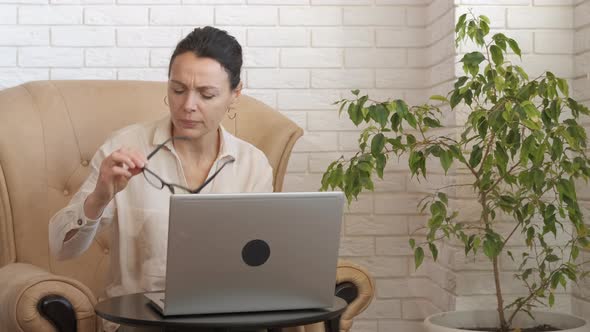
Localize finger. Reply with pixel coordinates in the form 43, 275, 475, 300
129, 148, 148, 165
111, 165, 133, 178
129, 167, 143, 176
127, 150, 147, 169
111, 151, 136, 169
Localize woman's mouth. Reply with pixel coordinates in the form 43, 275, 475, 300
178, 119, 200, 128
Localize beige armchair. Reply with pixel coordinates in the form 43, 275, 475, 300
0, 80, 375, 332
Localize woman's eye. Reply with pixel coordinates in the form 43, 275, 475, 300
203, 95, 214, 100
173, 89, 184, 94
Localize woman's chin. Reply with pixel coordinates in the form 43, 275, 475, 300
173, 126, 201, 139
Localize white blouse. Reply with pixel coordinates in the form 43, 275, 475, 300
48, 115, 274, 303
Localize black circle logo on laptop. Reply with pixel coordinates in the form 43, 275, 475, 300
242, 239, 270, 267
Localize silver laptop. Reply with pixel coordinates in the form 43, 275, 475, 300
145, 191, 344, 316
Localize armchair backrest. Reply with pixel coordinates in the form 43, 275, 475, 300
0, 80, 302, 296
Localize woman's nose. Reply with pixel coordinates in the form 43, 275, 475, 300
183, 92, 198, 113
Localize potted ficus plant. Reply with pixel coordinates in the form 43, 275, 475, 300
321, 13, 590, 332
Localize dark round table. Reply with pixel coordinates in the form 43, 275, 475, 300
95, 292, 347, 332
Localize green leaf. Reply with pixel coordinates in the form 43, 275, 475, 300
430, 201, 447, 220
409, 151, 426, 177
351, 89, 360, 96
430, 95, 448, 103
549, 293, 555, 307
371, 104, 389, 128
522, 101, 541, 122
456, 13, 467, 33
437, 192, 448, 205
414, 247, 425, 269
508, 38, 522, 57
461, 52, 485, 67
522, 119, 542, 131
362, 105, 371, 120
429, 243, 439, 261
390, 113, 401, 132
450, 90, 462, 108
557, 178, 577, 201
405, 112, 417, 129
557, 78, 569, 97
480, 20, 490, 36
409, 238, 416, 249
469, 144, 483, 168
514, 65, 528, 80
551, 137, 564, 161
357, 161, 372, 173
348, 102, 363, 126
395, 99, 409, 117
490, 45, 504, 66
494, 75, 505, 91
375, 153, 386, 179
454, 76, 469, 89
483, 238, 499, 258
424, 117, 442, 128
338, 101, 347, 115
546, 254, 559, 263
572, 245, 580, 260
521, 101, 542, 131
493, 33, 507, 50
551, 272, 561, 289
440, 149, 453, 174
371, 133, 386, 157
479, 15, 490, 25
520, 135, 536, 165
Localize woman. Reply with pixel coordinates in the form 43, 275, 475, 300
48, 27, 274, 331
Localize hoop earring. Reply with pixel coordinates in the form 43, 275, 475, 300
227, 106, 237, 120
163, 96, 169, 106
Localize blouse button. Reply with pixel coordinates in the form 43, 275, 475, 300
81, 160, 89, 167
77, 219, 83, 226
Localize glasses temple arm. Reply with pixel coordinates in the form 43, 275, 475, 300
191, 159, 234, 194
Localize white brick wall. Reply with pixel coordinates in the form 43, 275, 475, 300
0, 1, 586, 331
573, 0, 590, 319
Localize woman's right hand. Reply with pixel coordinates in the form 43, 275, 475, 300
85, 147, 148, 219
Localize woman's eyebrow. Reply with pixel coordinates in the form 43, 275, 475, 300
169, 79, 186, 87
169, 80, 219, 91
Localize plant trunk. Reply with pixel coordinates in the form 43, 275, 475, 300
481, 190, 509, 331
493, 255, 508, 331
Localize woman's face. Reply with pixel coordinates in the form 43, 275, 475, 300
167, 52, 241, 139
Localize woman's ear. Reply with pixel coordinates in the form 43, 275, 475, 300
231, 81, 243, 102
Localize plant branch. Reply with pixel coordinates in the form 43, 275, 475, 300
478, 132, 496, 175
501, 222, 521, 249
507, 278, 551, 326
484, 162, 521, 195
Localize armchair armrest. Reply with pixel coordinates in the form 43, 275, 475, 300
334, 260, 375, 332
0, 263, 97, 332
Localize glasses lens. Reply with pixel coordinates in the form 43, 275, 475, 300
143, 169, 164, 189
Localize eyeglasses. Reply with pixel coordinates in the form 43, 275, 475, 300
142, 136, 235, 194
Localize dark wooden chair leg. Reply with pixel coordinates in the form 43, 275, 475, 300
37, 295, 77, 332
324, 316, 340, 332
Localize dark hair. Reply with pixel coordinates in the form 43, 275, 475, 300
168, 26, 242, 90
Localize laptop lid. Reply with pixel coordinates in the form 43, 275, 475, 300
162, 192, 344, 316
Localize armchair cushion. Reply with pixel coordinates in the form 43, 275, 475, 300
0, 263, 97, 332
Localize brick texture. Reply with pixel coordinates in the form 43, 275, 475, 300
0, 1, 586, 331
